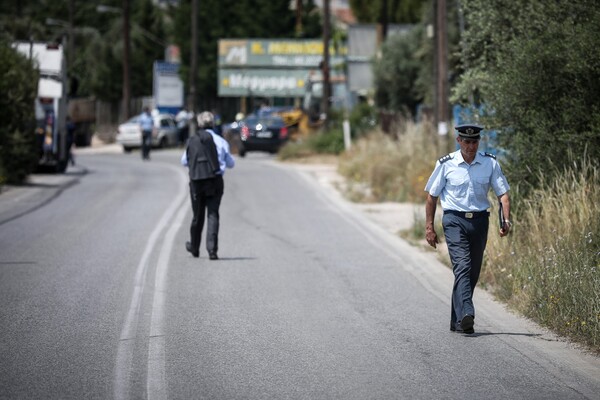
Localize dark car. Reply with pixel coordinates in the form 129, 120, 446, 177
237, 115, 290, 157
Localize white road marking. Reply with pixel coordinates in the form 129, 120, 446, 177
147, 195, 188, 400
114, 164, 188, 400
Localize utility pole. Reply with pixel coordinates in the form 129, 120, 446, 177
321, 0, 331, 129
435, 0, 449, 146
295, 0, 303, 37
378, 0, 389, 44
188, 0, 198, 133
122, 0, 131, 120
188, 0, 198, 114
68, 0, 74, 94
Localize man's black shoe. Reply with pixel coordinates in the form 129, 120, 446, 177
209, 253, 218, 260
451, 323, 475, 334
186, 241, 199, 258
460, 315, 475, 333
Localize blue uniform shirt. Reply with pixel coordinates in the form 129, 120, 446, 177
424, 150, 509, 212
139, 112, 154, 132
181, 129, 235, 175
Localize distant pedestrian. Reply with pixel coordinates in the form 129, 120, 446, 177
66, 116, 76, 166
139, 107, 154, 160
181, 111, 235, 260
424, 124, 511, 334
176, 107, 191, 146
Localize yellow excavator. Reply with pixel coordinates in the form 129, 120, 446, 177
275, 71, 346, 139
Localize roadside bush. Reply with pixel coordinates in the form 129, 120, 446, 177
338, 121, 436, 202
309, 128, 345, 154
278, 128, 345, 160
349, 102, 378, 138
484, 157, 600, 351
0, 40, 38, 185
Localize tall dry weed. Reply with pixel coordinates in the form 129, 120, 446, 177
485, 158, 600, 351
338, 121, 440, 202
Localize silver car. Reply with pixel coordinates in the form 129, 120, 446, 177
116, 113, 178, 153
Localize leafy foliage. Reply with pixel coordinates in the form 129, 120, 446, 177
452, 0, 600, 191
1, 0, 168, 101
173, 0, 322, 110
371, 0, 462, 116
350, 0, 429, 23
0, 39, 39, 184
372, 28, 423, 115
349, 102, 378, 137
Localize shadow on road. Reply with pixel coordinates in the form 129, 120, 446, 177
466, 332, 542, 338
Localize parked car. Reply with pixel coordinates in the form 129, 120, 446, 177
116, 113, 178, 153
236, 114, 290, 157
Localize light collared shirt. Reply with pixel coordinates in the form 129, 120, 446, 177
139, 112, 154, 132
181, 129, 235, 175
424, 150, 509, 212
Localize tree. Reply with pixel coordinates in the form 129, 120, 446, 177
350, 0, 428, 23
373, 28, 423, 116
452, 0, 600, 188
1, 0, 170, 103
371, 0, 461, 118
130, 0, 167, 97
173, 0, 321, 110
0, 39, 39, 184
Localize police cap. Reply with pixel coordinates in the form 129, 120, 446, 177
455, 124, 483, 139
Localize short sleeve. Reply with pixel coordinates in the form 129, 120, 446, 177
490, 161, 510, 196
424, 162, 445, 196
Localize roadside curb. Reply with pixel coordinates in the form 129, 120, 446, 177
0, 164, 87, 226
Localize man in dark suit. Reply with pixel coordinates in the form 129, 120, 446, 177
181, 111, 235, 260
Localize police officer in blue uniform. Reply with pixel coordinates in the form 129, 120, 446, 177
424, 124, 511, 334
139, 107, 154, 160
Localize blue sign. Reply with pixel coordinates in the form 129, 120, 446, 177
153, 61, 184, 114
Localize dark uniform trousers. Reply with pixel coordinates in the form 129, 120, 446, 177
141, 130, 152, 159
442, 212, 489, 329
189, 175, 224, 255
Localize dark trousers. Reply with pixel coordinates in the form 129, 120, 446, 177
178, 127, 188, 146
442, 213, 489, 329
141, 130, 152, 159
189, 176, 224, 255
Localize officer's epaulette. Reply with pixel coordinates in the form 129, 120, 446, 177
438, 154, 453, 164
483, 152, 496, 159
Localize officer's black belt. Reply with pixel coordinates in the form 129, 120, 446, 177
444, 210, 490, 219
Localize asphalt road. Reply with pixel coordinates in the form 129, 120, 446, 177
0, 148, 599, 400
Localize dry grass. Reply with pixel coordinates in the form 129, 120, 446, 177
485, 159, 600, 351
338, 121, 442, 203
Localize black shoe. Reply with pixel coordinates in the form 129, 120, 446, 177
451, 323, 475, 334
460, 315, 475, 334
185, 241, 199, 258
209, 252, 218, 260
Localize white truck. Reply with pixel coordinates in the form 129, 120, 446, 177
13, 41, 69, 172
